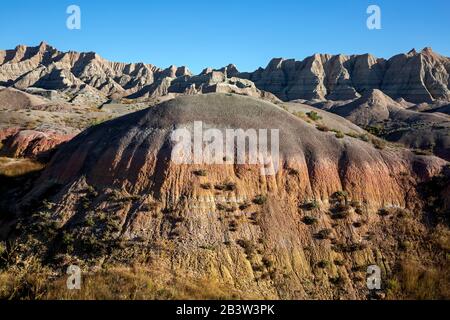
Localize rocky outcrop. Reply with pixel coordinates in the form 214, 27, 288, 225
17, 94, 447, 299
240, 48, 450, 103
1, 43, 449, 105
0, 42, 192, 105
318, 89, 450, 161
381, 48, 450, 103
0, 127, 74, 160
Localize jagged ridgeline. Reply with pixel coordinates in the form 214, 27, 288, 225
1, 43, 449, 105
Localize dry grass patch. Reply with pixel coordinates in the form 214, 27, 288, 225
0, 264, 243, 300
0, 157, 44, 177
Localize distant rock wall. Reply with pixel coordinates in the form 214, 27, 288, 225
1, 43, 449, 104
240, 48, 450, 103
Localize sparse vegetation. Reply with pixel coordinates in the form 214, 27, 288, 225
193, 170, 208, 177
0, 263, 242, 300
200, 183, 212, 190
316, 124, 330, 132
214, 182, 236, 191
372, 138, 386, 150
332, 191, 348, 202
378, 208, 390, 216
334, 259, 345, 267
292, 111, 307, 121
239, 202, 252, 210
345, 132, 359, 139
306, 111, 322, 121
365, 125, 385, 136
386, 260, 449, 300
330, 275, 344, 286
413, 149, 433, 156
237, 239, 256, 258
253, 195, 267, 205
216, 203, 227, 211
315, 229, 332, 240
334, 131, 345, 139
0, 157, 44, 177
358, 134, 370, 142
301, 200, 320, 210
317, 260, 330, 269
333, 242, 368, 253
302, 216, 318, 225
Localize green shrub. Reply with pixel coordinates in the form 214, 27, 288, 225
253, 195, 267, 205
332, 191, 348, 202
365, 125, 385, 136
378, 208, 390, 216
330, 275, 344, 286
413, 149, 433, 156
345, 132, 359, 138
334, 259, 345, 266
62, 232, 75, 252
200, 183, 212, 190
225, 182, 237, 191
85, 216, 96, 227
302, 200, 320, 210
237, 239, 256, 257
359, 134, 370, 142
332, 210, 350, 220
302, 216, 318, 225
316, 124, 330, 132
216, 203, 227, 211
315, 229, 332, 240
262, 257, 274, 268
0, 242, 6, 256
193, 170, 208, 177
239, 202, 251, 210
335, 131, 345, 139
317, 260, 330, 269
372, 138, 386, 150
307, 111, 322, 121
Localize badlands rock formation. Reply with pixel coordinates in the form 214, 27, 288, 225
240, 48, 450, 103
1, 43, 449, 104
0, 42, 277, 105
9, 94, 447, 299
0, 87, 112, 159
305, 89, 450, 161
0, 43, 449, 300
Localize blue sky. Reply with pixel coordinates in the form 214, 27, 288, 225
0, 0, 449, 73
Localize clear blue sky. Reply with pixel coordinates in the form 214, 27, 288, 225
0, 0, 449, 73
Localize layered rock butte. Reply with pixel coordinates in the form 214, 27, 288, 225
1, 43, 449, 104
